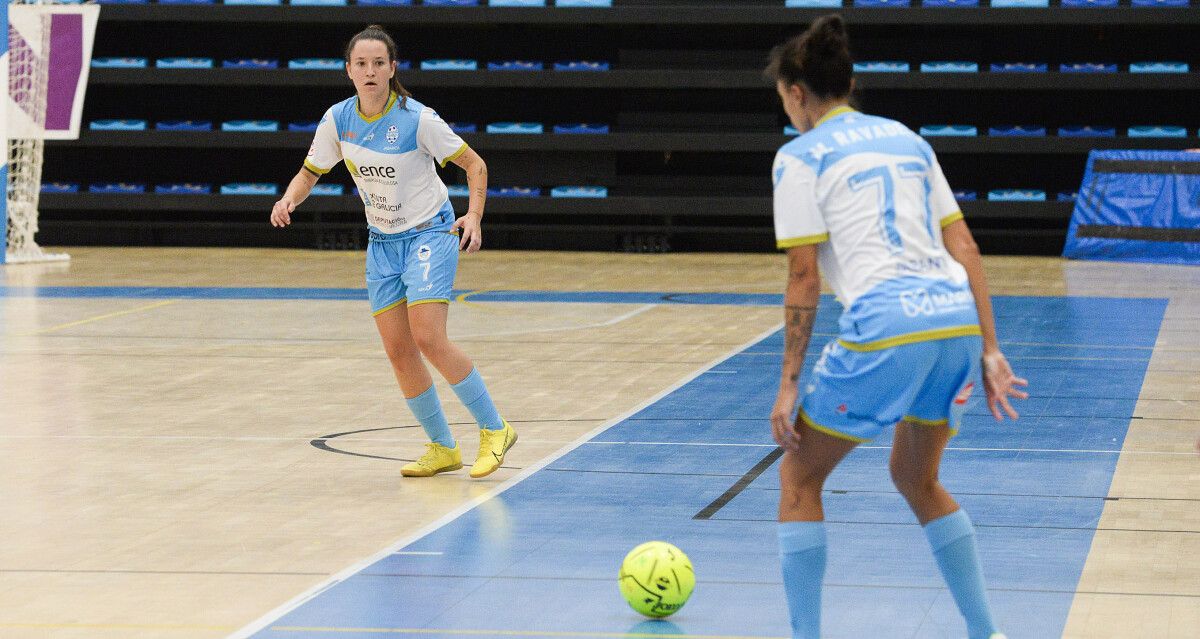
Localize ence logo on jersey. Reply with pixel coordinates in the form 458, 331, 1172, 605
356, 165, 397, 179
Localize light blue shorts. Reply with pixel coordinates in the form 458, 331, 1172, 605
798, 335, 983, 442
366, 210, 460, 315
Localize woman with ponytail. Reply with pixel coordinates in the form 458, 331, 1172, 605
765, 15, 1024, 639
270, 25, 516, 480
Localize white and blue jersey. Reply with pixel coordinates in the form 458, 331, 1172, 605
773, 106, 980, 350
774, 107, 982, 440
305, 92, 467, 235
304, 93, 468, 314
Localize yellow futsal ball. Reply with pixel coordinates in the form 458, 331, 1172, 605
618, 541, 695, 618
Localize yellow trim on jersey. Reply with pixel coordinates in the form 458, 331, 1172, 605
939, 211, 965, 228
440, 142, 469, 168
345, 157, 360, 178
905, 415, 959, 437
356, 91, 398, 123
372, 298, 407, 316
837, 325, 982, 352
903, 415, 950, 428
797, 408, 871, 443
815, 105, 857, 128
776, 232, 830, 249
408, 298, 450, 307
303, 159, 332, 176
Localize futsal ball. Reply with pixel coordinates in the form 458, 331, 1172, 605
618, 541, 695, 618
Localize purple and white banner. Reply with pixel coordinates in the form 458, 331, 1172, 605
6, 4, 98, 140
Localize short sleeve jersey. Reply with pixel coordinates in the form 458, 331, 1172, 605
772, 107, 979, 347
305, 93, 467, 234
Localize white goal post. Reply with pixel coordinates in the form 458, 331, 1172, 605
3, 1, 98, 265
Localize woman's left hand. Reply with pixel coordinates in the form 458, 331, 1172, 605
770, 385, 802, 453
452, 212, 482, 253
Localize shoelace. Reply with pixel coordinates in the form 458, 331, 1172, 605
477, 429, 495, 456
418, 443, 442, 467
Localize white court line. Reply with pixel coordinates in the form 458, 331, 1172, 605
390, 551, 444, 556
3, 435, 1191, 456
225, 322, 787, 639
0, 433, 591, 445
451, 303, 657, 340
586, 441, 1196, 456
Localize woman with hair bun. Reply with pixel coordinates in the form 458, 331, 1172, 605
765, 14, 1025, 639
271, 25, 515, 480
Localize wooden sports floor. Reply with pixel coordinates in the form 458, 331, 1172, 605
1, 247, 1197, 639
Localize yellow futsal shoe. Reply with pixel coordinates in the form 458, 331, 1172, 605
469, 421, 517, 478
401, 442, 463, 477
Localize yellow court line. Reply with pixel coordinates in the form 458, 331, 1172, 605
453, 288, 515, 315
272, 627, 785, 639
32, 299, 179, 335
0, 622, 233, 631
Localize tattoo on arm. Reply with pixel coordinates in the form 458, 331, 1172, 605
473, 164, 487, 201
783, 305, 818, 381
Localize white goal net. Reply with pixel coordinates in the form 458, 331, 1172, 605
5, 0, 62, 264
4, 1, 97, 265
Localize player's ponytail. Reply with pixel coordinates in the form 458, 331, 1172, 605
345, 24, 413, 110
765, 14, 853, 100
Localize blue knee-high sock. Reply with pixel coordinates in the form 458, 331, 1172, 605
924, 510, 998, 639
450, 368, 504, 430
405, 384, 455, 448
778, 522, 826, 639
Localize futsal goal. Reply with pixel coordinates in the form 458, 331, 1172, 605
3, 0, 98, 265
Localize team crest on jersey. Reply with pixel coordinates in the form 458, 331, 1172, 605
386, 125, 399, 144
417, 245, 432, 261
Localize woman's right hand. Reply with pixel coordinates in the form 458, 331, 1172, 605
270, 197, 295, 227
982, 350, 1029, 421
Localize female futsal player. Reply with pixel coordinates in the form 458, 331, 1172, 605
765, 15, 1028, 639
270, 25, 515, 479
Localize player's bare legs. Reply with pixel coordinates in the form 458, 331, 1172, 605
408, 300, 513, 478
375, 304, 434, 396
778, 425, 859, 522
890, 421, 958, 524
776, 424, 858, 639
892, 420, 1000, 639
406, 302, 474, 384
376, 303, 461, 476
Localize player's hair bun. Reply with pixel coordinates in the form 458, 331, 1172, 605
765, 13, 853, 100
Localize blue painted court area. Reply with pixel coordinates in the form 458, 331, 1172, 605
219, 294, 1165, 639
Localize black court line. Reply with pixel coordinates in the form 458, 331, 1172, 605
693, 447, 784, 520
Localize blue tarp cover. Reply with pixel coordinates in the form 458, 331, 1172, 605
1063, 149, 1200, 264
